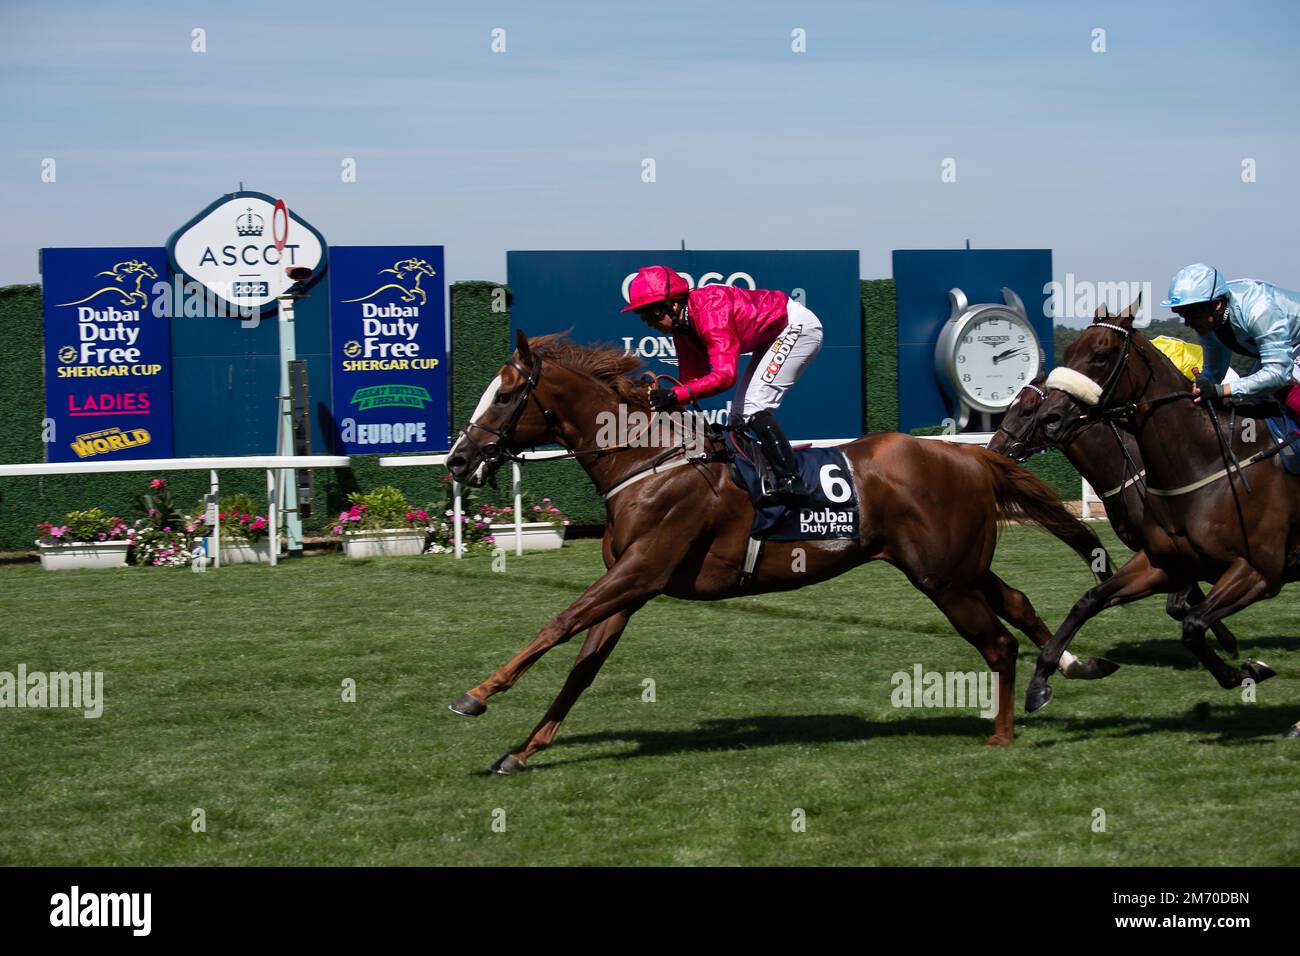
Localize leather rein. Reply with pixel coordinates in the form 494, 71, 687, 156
453, 354, 716, 498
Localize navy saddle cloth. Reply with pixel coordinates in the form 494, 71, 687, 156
725, 431, 860, 541
1265, 410, 1300, 477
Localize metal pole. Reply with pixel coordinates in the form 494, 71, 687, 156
513, 461, 523, 556
210, 469, 221, 568
453, 480, 463, 559
276, 294, 303, 554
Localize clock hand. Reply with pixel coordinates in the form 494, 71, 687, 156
992, 347, 1025, 365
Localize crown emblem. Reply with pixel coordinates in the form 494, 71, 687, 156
235, 207, 264, 237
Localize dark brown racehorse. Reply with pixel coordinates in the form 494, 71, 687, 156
1021, 310, 1292, 734
988, 302, 1239, 657
443, 332, 1117, 772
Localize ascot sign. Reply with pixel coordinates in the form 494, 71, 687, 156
167, 190, 327, 315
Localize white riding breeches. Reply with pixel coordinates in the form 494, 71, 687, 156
736, 298, 824, 420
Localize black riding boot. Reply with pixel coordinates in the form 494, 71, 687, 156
748, 410, 810, 503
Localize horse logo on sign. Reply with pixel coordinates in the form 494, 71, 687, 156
342, 258, 438, 307
56, 260, 158, 309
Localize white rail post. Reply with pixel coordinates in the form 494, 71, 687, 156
267, 468, 278, 568
512, 461, 523, 556
453, 480, 463, 559
210, 469, 221, 569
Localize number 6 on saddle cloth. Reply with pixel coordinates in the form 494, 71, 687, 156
723, 423, 860, 543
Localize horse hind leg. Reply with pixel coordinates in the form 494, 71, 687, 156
980, 572, 1119, 681
930, 587, 1019, 746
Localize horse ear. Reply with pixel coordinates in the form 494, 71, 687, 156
1117, 291, 1142, 321
1093, 302, 1111, 320
515, 328, 531, 363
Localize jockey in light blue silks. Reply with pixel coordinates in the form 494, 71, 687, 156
1162, 263, 1300, 414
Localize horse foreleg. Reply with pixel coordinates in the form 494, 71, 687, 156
1025, 550, 1175, 714
489, 609, 637, 774
1178, 560, 1275, 690
1167, 582, 1240, 659
448, 543, 674, 717
980, 572, 1118, 680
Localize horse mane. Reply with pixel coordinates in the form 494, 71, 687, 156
528, 333, 651, 409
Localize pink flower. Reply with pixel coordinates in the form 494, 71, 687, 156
542, 498, 551, 503
150, 478, 166, 489
98, 533, 106, 541
349, 513, 361, 522
332, 524, 343, 534
186, 524, 196, 533
533, 505, 542, 512
163, 526, 171, 533
51, 526, 66, 539
338, 511, 349, 521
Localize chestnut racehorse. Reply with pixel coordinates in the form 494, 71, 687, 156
445, 332, 1116, 772
988, 302, 1239, 657
1022, 310, 1291, 734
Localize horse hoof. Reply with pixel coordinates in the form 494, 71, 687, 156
489, 753, 527, 774
1283, 723, 1300, 739
1242, 660, 1277, 684
984, 735, 1014, 747
448, 693, 487, 717
1092, 657, 1120, 678
1025, 683, 1052, 714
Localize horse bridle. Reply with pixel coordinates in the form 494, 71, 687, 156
456, 355, 558, 472
992, 382, 1048, 461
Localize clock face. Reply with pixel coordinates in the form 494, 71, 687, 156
951, 308, 1041, 412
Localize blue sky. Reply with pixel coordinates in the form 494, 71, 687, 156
1, 0, 1296, 324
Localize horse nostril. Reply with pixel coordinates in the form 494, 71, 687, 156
447, 454, 466, 472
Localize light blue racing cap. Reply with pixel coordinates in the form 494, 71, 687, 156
1161, 263, 1228, 308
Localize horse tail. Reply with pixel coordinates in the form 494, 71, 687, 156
979, 448, 1114, 581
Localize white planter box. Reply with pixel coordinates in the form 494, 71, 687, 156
342, 528, 427, 558
488, 521, 567, 551
37, 540, 131, 571
220, 538, 274, 565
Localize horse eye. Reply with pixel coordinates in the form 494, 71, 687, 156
1092, 350, 1115, 365
494, 391, 512, 405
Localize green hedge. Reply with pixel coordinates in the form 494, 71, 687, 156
0, 279, 1084, 551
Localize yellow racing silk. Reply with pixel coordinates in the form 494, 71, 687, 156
1150, 336, 1204, 381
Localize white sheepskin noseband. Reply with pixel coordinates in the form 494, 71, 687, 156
1045, 367, 1103, 406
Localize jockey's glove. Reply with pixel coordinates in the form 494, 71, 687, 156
1194, 374, 1229, 408
648, 387, 678, 411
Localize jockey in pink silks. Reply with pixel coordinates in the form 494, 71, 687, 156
622, 265, 823, 501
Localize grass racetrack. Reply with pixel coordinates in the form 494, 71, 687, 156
2, 526, 1297, 866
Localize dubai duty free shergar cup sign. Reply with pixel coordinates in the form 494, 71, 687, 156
328, 245, 448, 454
167, 190, 327, 316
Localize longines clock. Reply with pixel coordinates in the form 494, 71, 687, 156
935, 286, 1042, 429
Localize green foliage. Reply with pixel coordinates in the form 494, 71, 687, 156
345, 485, 413, 530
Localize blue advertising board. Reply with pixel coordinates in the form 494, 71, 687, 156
40, 247, 174, 462
506, 251, 862, 441
892, 249, 1053, 432
328, 246, 449, 454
